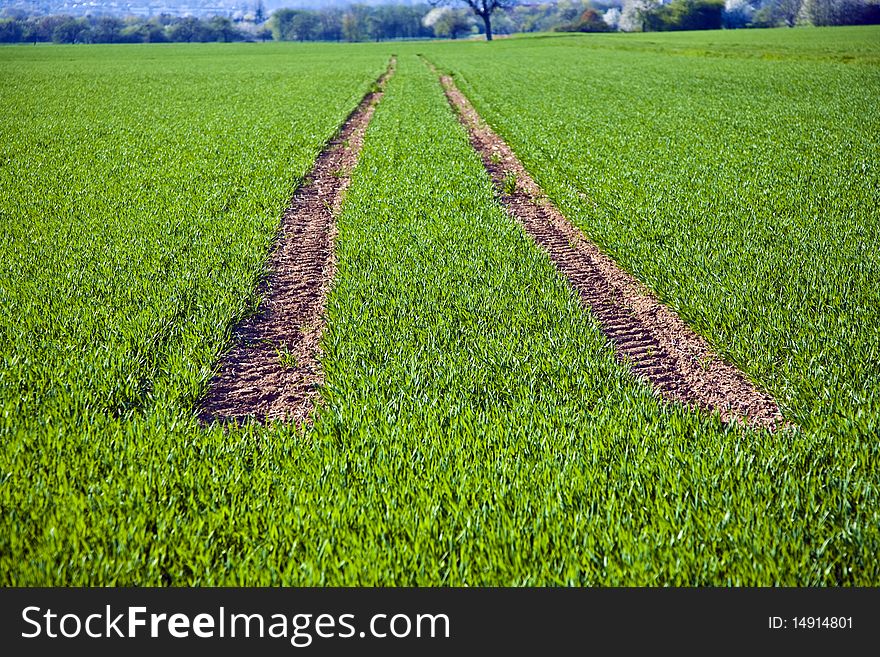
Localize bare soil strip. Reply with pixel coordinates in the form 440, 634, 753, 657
436, 70, 783, 430
198, 60, 395, 425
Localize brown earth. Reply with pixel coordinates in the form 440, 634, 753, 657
198, 60, 395, 425
436, 69, 783, 430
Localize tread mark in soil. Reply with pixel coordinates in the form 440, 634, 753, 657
197, 59, 396, 425
432, 63, 783, 430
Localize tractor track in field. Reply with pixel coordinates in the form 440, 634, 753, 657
198, 58, 395, 425
434, 65, 783, 430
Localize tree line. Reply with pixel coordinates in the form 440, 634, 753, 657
0, 3, 601, 44
560, 0, 879, 32
1, 0, 877, 44
0, 14, 267, 44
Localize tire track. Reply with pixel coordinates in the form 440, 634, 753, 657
198, 59, 395, 425
432, 63, 783, 430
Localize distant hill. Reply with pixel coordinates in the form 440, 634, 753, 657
0, 0, 428, 20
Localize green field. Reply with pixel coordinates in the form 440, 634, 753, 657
1, 27, 879, 585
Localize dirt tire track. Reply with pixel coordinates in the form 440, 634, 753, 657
198, 59, 395, 425
435, 67, 783, 430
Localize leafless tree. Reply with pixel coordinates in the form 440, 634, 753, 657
433, 0, 516, 40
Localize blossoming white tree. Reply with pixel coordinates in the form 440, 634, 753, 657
619, 0, 660, 31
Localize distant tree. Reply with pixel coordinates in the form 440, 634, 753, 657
723, 0, 756, 27
656, 0, 725, 29
368, 5, 428, 39
255, 0, 267, 24
863, 0, 880, 22
318, 9, 344, 41
798, 0, 877, 24
52, 17, 89, 44
118, 23, 145, 43
515, 5, 545, 32
556, 7, 613, 30
120, 19, 168, 43
863, 0, 880, 23
19, 21, 39, 43
754, 0, 803, 25
750, 2, 776, 24
90, 16, 125, 43
0, 18, 23, 43
342, 5, 371, 41
294, 12, 322, 41
433, 0, 517, 40
207, 16, 244, 42
800, 0, 834, 23
603, 7, 623, 29
154, 13, 177, 27
26, 15, 65, 42
778, 0, 806, 24
554, 0, 591, 24
620, 0, 660, 30
397, 5, 436, 38
167, 17, 194, 42
423, 7, 474, 38
270, 9, 292, 40
370, 5, 394, 39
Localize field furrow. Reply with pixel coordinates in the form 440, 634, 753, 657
0, 43, 390, 425
199, 58, 396, 424
432, 63, 782, 429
